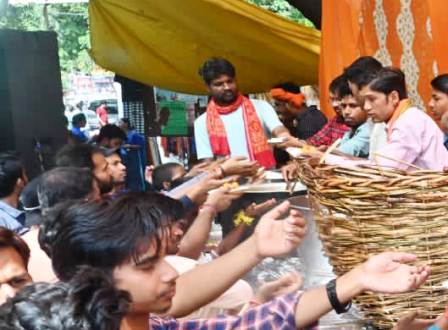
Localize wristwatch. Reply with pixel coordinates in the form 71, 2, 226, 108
326, 279, 352, 314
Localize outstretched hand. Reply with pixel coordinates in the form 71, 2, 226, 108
245, 199, 276, 218
359, 252, 430, 294
254, 201, 306, 258
221, 156, 260, 177
205, 186, 243, 213
281, 163, 298, 182
254, 272, 303, 304
393, 311, 435, 330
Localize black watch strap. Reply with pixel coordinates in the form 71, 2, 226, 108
326, 279, 352, 314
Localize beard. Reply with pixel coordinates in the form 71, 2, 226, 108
215, 90, 238, 105
97, 179, 114, 194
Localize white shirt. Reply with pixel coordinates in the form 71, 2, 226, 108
194, 99, 282, 159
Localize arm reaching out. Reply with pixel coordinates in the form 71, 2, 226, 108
294, 252, 431, 328
167, 201, 307, 317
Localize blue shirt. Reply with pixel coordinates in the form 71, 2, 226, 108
338, 121, 373, 158
194, 99, 282, 159
71, 127, 88, 143
0, 201, 27, 234
121, 130, 148, 191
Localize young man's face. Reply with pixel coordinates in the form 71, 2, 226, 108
166, 220, 188, 255
329, 92, 342, 116
109, 138, 123, 149
428, 89, 448, 120
340, 95, 367, 128
208, 74, 238, 105
106, 153, 127, 185
273, 99, 287, 113
359, 86, 397, 123
113, 238, 179, 314
92, 153, 113, 194
0, 247, 32, 305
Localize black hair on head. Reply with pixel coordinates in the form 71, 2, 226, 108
98, 125, 127, 142
367, 66, 408, 100
0, 266, 130, 330
55, 144, 100, 170
71, 113, 86, 126
198, 57, 236, 85
0, 152, 24, 198
344, 56, 383, 89
273, 82, 302, 94
329, 74, 348, 96
39, 192, 184, 281
336, 75, 353, 99
431, 74, 448, 94
152, 163, 184, 191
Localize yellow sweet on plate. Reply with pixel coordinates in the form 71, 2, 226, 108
301, 145, 317, 154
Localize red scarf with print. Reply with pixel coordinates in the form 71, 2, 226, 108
206, 94, 276, 169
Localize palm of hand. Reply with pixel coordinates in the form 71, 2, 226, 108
254, 216, 295, 258
362, 254, 416, 293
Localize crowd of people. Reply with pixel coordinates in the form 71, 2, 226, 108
0, 56, 447, 329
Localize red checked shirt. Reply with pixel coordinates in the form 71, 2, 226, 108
150, 292, 318, 329
307, 115, 350, 147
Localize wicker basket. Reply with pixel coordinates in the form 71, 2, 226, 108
296, 157, 448, 329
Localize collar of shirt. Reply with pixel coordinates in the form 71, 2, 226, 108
0, 200, 24, 219
350, 121, 372, 136
296, 105, 318, 120
335, 115, 345, 123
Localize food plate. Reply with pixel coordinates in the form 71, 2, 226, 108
232, 181, 307, 193
286, 147, 303, 158
264, 170, 284, 181
267, 137, 286, 145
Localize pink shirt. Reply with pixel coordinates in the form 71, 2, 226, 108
325, 107, 448, 171
96, 105, 108, 125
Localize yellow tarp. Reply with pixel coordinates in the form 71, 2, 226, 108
89, 0, 320, 95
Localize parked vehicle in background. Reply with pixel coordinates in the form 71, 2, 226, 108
82, 110, 100, 138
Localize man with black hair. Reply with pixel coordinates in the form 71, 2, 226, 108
22, 167, 100, 283
152, 163, 186, 192
336, 78, 371, 157
343, 56, 383, 96
271, 82, 327, 140
96, 124, 127, 149
103, 148, 128, 196
306, 75, 351, 147
194, 57, 293, 169
39, 193, 430, 329
0, 267, 130, 329
55, 144, 113, 194
70, 113, 88, 143
344, 56, 387, 155
0, 153, 28, 234
0, 227, 32, 304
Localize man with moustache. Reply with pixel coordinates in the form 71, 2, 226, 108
55, 144, 114, 195
194, 58, 294, 169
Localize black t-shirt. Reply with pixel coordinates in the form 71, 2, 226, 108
294, 105, 327, 140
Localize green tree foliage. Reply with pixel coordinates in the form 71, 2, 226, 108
0, 3, 91, 87
247, 0, 314, 27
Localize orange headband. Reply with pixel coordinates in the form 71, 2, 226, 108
270, 88, 305, 108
